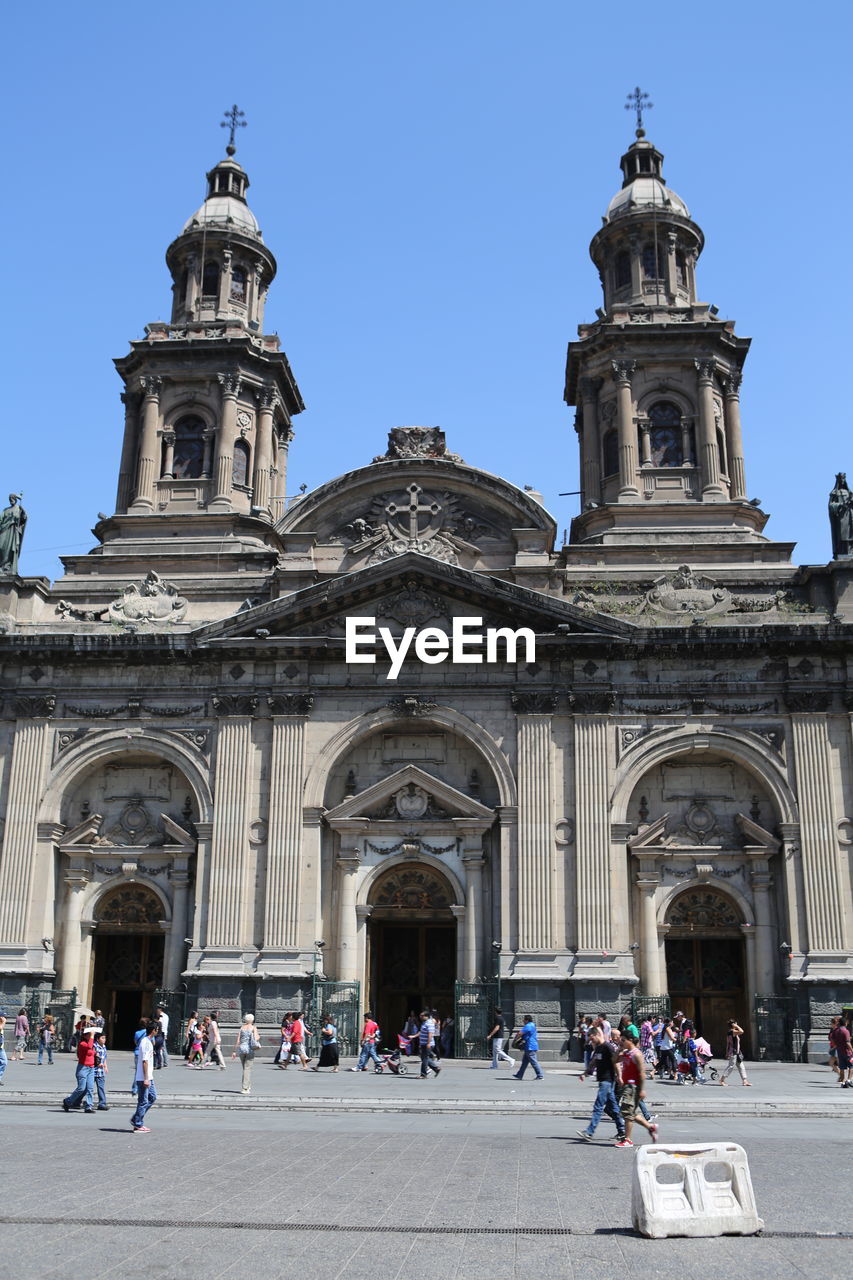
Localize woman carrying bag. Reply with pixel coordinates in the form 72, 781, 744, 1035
232, 1013, 262, 1095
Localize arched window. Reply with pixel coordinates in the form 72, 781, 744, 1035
614, 250, 631, 289
172, 415, 206, 479
230, 266, 247, 302
648, 401, 684, 467
232, 438, 251, 488
602, 428, 619, 477
642, 243, 666, 280
202, 260, 219, 297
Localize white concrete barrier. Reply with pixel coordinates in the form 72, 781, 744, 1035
632, 1142, 763, 1239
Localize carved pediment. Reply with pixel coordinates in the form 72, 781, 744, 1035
735, 812, 780, 852
326, 763, 494, 824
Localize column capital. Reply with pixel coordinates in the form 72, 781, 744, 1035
611, 359, 636, 386
138, 375, 163, 399
723, 371, 743, 397
217, 372, 242, 398
355, 903, 373, 922
63, 867, 91, 890
13, 695, 56, 719
161, 428, 176, 446
449, 904, 466, 920
277, 424, 295, 447
256, 384, 278, 411
267, 693, 314, 717
579, 375, 602, 401
495, 805, 518, 825
212, 693, 259, 717
511, 690, 558, 715
694, 357, 717, 384
336, 852, 362, 871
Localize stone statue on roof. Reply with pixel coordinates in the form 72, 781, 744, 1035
829, 473, 853, 559
0, 493, 27, 576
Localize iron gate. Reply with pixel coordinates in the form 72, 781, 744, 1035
24, 988, 77, 1052
622, 993, 672, 1024
454, 980, 499, 1058
754, 993, 809, 1061
308, 979, 360, 1058
152, 988, 191, 1054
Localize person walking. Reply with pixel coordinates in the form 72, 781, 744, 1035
417, 1010, 441, 1079
0, 1014, 7, 1086
13, 1009, 30, 1060
232, 1013, 261, 1094
617, 1031, 659, 1147
576, 1027, 627, 1144
155, 1006, 170, 1067
130, 1021, 158, 1132
62, 1027, 97, 1113
512, 1014, 544, 1081
312, 1015, 339, 1072
657, 1019, 677, 1080
289, 1012, 310, 1069
93, 1031, 110, 1110
831, 1015, 852, 1088
351, 1012, 382, 1072
276, 1013, 293, 1068
719, 1020, 751, 1086
37, 1014, 55, 1066
202, 1011, 226, 1070
486, 1008, 516, 1070
403, 1011, 419, 1055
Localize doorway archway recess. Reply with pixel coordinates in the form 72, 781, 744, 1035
92, 883, 166, 1047
664, 885, 749, 1054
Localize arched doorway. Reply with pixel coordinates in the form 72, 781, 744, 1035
367, 863, 457, 1042
664, 887, 748, 1055
91, 885, 165, 1047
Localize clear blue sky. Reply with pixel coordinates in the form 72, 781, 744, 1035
5, 3, 852, 579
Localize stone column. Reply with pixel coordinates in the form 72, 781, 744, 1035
59, 865, 91, 991
723, 372, 747, 500
0, 697, 55, 951
164, 864, 191, 989
790, 715, 847, 952
212, 374, 241, 508
252, 387, 276, 516
638, 418, 652, 466
495, 806, 517, 953
130, 375, 162, 511
220, 249, 233, 314
628, 235, 642, 298
749, 860, 776, 993
635, 863, 663, 993
450, 904, 466, 981
694, 359, 724, 497
185, 253, 199, 317
264, 695, 314, 949
336, 849, 362, 983
611, 360, 639, 498
462, 852, 485, 982
355, 903, 372, 992
513, 692, 557, 951
579, 377, 602, 506
115, 391, 139, 512
201, 427, 215, 480
665, 231, 678, 297
206, 695, 258, 949
271, 425, 294, 523
574, 715, 611, 951
161, 428, 176, 480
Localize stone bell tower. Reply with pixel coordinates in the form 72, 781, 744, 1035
563, 104, 790, 571
57, 114, 305, 607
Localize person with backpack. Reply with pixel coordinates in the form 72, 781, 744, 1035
512, 1013, 544, 1081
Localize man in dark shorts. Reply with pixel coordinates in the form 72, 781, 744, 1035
577, 1027, 626, 1144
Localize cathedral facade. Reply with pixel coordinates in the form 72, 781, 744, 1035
1, 125, 851, 1059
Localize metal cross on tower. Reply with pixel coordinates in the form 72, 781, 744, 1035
625, 86, 653, 134
221, 104, 247, 154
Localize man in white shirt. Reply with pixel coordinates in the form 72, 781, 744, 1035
130, 1021, 158, 1132
203, 1012, 226, 1070
156, 1006, 169, 1067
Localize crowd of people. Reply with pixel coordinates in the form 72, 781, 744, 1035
575, 1012, 752, 1086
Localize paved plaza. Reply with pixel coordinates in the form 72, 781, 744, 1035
1, 1055, 851, 1278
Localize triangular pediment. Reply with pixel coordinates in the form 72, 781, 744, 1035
325, 763, 494, 822
628, 814, 670, 849
192, 552, 636, 644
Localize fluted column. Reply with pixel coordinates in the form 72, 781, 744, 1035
462, 852, 485, 981
574, 715, 611, 951
160, 428, 176, 480
252, 387, 276, 516
0, 697, 55, 948
206, 695, 258, 948
271, 425, 294, 522
336, 850, 362, 983
611, 360, 639, 498
513, 693, 556, 950
723, 372, 747, 500
59, 866, 90, 990
579, 376, 602, 506
115, 391, 139, 512
750, 861, 776, 992
790, 715, 847, 952
264, 695, 314, 949
164, 866, 191, 988
130, 375, 162, 511
694, 359, 724, 497
495, 806, 517, 953
212, 374, 241, 508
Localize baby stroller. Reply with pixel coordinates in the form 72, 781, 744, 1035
694, 1036, 718, 1082
374, 1035, 411, 1075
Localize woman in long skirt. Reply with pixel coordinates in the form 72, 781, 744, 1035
312, 1015, 339, 1072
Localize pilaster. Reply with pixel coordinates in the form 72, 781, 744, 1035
512, 693, 557, 951
212, 373, 241, 509
205, 694, 258, 955
790, 715, 847, 959
130, 375, 162, 511
612, 360, 639, 498
0, 697, 55, 970
723, 372, 747, 501
574, 715, 611, 952
263, 694, 314, 950
694, 359, 724, 497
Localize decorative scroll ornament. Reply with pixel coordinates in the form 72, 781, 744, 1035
14, 695, 56, 719
108, 571, 188, 624
511, 690, 558, 715
374, 783, 449, 821
377, 581, 446, 628
387, 694, 438, 718
366, 837, 456, 856
267, 693, 315, 716
373, 426, 463, 464
785, 689, 831, 712
212, 693, 259, 717
643, 565, 731, 617
340, 483, 473, 566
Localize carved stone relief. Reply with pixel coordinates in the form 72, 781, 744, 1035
107, 571, 188, 624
